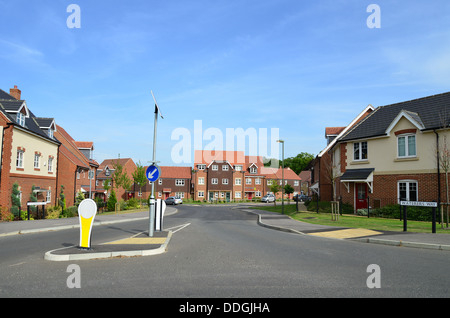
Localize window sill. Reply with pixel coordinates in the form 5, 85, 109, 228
394, 157, 419, 162
350, 160, 370, 165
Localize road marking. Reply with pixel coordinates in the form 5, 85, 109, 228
308, 228, 382, 239
9, 262, 26, 267
166, 223, 191, 233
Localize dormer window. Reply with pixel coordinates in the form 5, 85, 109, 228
250, 166, 257, 174
105, 167, 110, 176
48, 129, 53, 139
16, 112, 25, 126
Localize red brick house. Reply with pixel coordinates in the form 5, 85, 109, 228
192, 150, 301, 201
134, 166, 192, 201
310, 104, 374, 202
54, 124, 99, 207
96, 158, 136, 201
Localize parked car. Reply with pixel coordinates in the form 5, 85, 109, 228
261, 194, 275, 203
293, 194, 311, 202
165, 196, 183, 205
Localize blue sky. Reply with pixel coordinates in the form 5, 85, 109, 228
1, 0, 450, 167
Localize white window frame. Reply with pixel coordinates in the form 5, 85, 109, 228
294, 180, 299, 186
235, 165, 242, 171
212, 164, 218, 171
222, 165, 229, 171
198, 191, 204, 198
255, 178, 261, 185
250, 166, 257, 174
397, 134, 417, 158
235, 191, 241, 198
16, 150, 24, 168
353, 141, 368, 161
175, 179, 185, 186
197, 164, 206, 170
211, 178, 218, 184
158, 179, 163, 185
398, 180, 418, 202
46, 189, 51, 203
198, 177, 205, 185
48, 157, 53, 172
222, 178, 228, 185
246, 178, 252, 185
34, 153, 40, 169
16, 112, 25, 126
235, 178, 241, 185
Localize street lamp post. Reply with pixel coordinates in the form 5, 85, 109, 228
277, 140, 284, 214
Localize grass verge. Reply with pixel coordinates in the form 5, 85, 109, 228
251, 203, 450, 234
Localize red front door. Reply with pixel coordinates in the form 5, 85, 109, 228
355, 183, 368, 210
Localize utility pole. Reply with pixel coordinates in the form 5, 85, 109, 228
149, 91, 163, 237
277, 140, 285, 214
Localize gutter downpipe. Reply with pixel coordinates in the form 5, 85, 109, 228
434, 130, 441, 222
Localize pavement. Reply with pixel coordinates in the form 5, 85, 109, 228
241, 206, 450, 252
2, 203, 450, 262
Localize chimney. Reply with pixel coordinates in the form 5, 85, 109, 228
9, 85, 21, 100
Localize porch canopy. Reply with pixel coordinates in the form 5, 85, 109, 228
340, 168, 374, 192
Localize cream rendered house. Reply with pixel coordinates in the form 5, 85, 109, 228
331, 92, 450, 212
0, 86, 60, 211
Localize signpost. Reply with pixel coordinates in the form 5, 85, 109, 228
148, 90, 164, 237
400, 201, 437, 233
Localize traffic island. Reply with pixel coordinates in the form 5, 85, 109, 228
44, 231, 172, 261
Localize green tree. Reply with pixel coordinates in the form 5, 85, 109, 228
132, 162, 147, 205
269, 180, 280, 206
284, 184, 294, 202
29, 185, 37, 214
59, 185, 66, 212
112, 160, 132, 199
11, 182, 21, 218
107, 189, 117, 212
264, 152, 315, 174
75, 191, 85, 206
282, 152, 315, 174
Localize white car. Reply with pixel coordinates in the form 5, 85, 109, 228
261, 194, 275, 203
165, 196, 183, 205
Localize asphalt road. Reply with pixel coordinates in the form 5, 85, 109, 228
1, 204, 450, 300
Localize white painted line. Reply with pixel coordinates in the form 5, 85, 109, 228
166, 223, 191, 234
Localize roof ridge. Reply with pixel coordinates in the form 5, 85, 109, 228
378, 91, 450, 109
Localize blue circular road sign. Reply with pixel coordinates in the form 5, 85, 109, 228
146, 165, 161, 182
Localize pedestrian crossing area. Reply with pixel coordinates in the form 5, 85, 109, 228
307, 228, 382, 239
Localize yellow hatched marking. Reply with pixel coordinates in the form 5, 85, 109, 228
309, 228, 382, 239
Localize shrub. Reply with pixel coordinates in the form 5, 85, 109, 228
0, 207, 14, 222
107, 190, 117, 211
20, 210, 33, 221
127, 197, 139, 209
62, 206, 78, 218
46, 206, 62, 219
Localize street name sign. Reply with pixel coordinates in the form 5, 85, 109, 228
400, 201, 437, 208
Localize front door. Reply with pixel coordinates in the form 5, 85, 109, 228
355, 183, 368, 210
